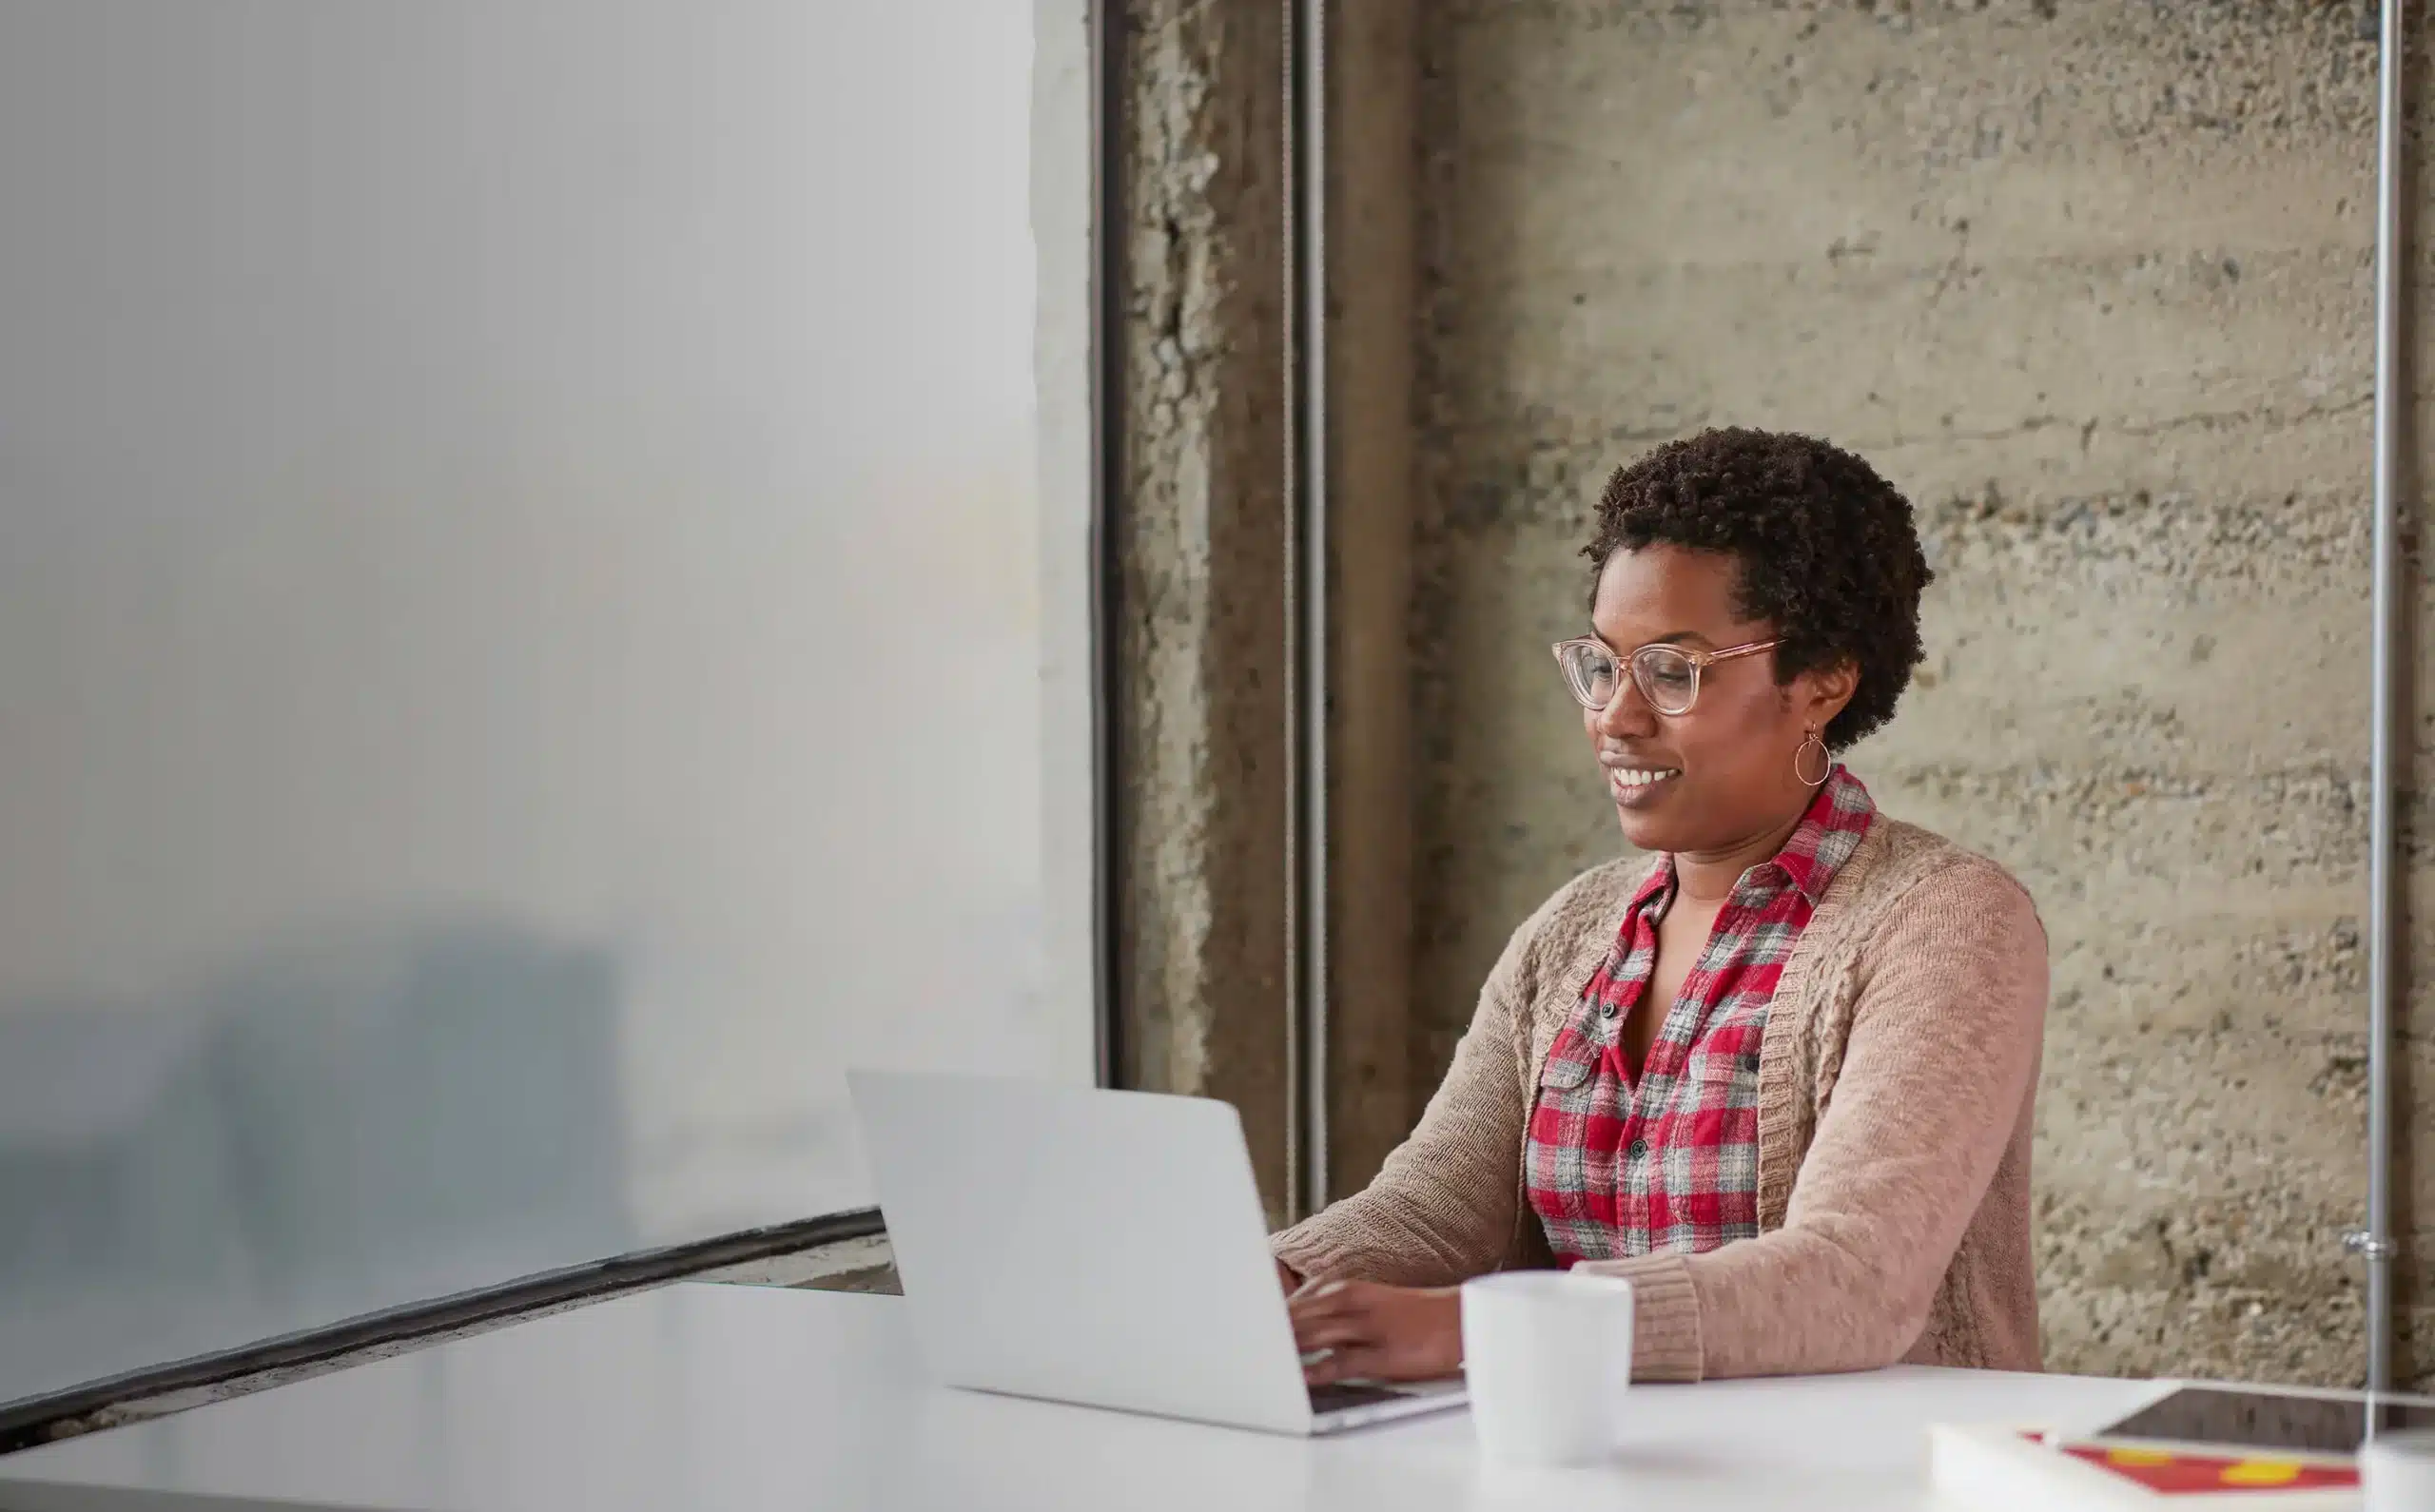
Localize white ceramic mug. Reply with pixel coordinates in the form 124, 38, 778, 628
1459, 1270, 1636, 1468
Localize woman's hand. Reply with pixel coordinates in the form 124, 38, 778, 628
1287, 1279, 1464, 1385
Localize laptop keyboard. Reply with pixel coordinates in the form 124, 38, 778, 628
1308, 1382, 1408, 1413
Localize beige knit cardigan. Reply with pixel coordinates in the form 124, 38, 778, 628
1272, 815, 2048, 1383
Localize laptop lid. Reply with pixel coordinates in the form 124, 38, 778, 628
847, 1070, 1315, 1435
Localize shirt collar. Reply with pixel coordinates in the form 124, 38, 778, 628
1634, 765, 1877, 910
1767, 765, 1876, 904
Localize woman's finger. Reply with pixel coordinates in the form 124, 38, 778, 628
1289, 1305, 1373, 1350
1288, 1299, 1363, 1337
1287, 1278, 1380, 1316
1285, 1277, 1354, 1310
1285, 1285, 1383, 1324
1294, 1316, 1382, 1351
1304, 1342, 1387, 1386
1286, 1284, 1363, 1329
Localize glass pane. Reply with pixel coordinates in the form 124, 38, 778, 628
0, 0, 1077, 1409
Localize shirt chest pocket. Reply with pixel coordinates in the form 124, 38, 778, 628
1539, 1052, 1595, 1092
1678, 1043, 1763, 1104
1534, 1020, 1602, 1095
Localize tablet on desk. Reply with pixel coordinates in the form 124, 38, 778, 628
2096, 1384, 2435, 1455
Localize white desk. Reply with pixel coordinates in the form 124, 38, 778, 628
0, 1284, 2167, 1511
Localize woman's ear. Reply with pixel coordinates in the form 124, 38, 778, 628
1800, 658, 1860, 731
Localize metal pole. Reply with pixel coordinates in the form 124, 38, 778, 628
2354, 0, 2406, 1396
1088, 0, 1126, 1092
1283, 0, 1330, 1220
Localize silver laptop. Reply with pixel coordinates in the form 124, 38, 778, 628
847, 1069, 1468, 1436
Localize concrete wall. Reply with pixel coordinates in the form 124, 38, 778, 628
1111, 0, 1430, 1216
1322, 0, 1425, 1204
1112, 0, 1295, 1212
1408, 0, 2393, 1386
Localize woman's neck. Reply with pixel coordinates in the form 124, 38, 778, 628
1673, 797, 1812, 905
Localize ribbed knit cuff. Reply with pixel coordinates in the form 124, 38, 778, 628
1577, 1253, 1704, 1383
1270, 1226, 1357, 1288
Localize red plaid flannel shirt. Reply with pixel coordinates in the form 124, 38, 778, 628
1525, 766, 1876, 1265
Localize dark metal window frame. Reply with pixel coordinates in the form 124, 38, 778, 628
1090, 0, 1124, 1095
0, 1209, 883, 1450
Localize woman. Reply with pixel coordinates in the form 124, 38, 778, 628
1276, 427, 2046, 1386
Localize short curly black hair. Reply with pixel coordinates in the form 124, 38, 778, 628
1585, 427, 1931, 751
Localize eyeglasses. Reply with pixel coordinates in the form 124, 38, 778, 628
1549, 636, 1781, 717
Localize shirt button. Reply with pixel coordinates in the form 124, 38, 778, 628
1627, 1138, 1648, 1160
1601, 1002, 1620, 1020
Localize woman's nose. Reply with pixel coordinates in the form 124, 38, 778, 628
1595, 676, 1656, 739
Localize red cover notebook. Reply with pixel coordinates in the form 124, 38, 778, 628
1930, 1424, 2361, 1509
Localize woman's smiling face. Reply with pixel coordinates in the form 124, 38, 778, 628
1583, 544, 1854, 857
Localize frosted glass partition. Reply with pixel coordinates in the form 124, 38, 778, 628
0, 0, 1081, 1411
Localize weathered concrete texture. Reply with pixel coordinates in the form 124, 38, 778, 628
1411, 0, 2393, 1385
1322, 0, 1424, 1201
1113, 0, 1295, 1217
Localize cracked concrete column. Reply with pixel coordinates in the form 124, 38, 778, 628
1321, 0, 1422, 1201
1111, 0, 1423, 1216
1112, 0, 1293, 1212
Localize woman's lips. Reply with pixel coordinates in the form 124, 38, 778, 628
1606, 763, 1682, 806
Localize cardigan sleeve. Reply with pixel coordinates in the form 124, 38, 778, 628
1268, 904, 1545, 1289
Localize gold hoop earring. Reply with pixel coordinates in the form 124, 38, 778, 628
1794, 731, 1831, 788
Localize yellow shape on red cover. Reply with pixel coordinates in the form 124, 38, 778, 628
2220, 1461, 2303, 1487
2060, 1442, 2358, 1495
2106, 1448, 2175, 1467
